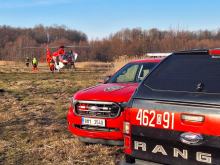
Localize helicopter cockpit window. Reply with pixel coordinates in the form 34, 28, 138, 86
62, 54, 68, 61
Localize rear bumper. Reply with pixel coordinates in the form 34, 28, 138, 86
126, 126, 220, 165
120, 159, 162, 165
67, 107, 124, 144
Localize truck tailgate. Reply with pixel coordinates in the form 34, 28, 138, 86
129, 99, 220, 165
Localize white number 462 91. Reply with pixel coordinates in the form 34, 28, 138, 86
136, 109, 174, 130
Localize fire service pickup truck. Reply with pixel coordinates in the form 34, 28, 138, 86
67, 58, 161, 145
124, 49, 220, 164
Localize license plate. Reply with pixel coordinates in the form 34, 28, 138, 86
82, 117, 105, 127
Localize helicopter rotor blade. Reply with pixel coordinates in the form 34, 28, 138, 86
22, 46, 45, 49
64, 45, 90, 48
22, 45, 91, 49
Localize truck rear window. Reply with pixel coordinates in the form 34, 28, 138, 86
144, 54, 220, 94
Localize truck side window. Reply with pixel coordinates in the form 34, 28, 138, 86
108, 62, 158, 83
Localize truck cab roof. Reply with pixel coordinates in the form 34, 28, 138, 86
130, 58, 162, 64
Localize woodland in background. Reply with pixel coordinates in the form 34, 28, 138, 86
1, 25, 220, 62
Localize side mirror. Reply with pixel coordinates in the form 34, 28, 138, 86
104, 75, 112, 83
98, 75, 112, 84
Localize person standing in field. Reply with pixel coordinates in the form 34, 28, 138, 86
25, 57, 30, 67
46, 47, 55, 72
32, 57, 38, 71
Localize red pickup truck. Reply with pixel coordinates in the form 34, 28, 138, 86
124, 49, 220, 164
67, 58, 161, 145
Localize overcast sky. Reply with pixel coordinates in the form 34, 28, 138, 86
0, 0, 220, 39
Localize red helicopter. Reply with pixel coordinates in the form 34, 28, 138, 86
23, 33, 89, 72
23, 45, 79, 72
46, 45, 78, 72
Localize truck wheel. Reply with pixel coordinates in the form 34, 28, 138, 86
125, 154, 135, 164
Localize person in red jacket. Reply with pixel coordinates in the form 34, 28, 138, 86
46, 47, 55, 72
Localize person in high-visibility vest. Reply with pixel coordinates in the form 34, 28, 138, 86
32, 57, 38, 71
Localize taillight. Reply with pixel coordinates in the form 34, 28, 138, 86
181, 114, 205, 123
124, 135, 132, 154
123, 108, 132, 155
124, 108, 131, 134
123, 122, 130, 134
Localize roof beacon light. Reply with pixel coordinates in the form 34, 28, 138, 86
209, 49, 220, 55
146, 53, 172, 57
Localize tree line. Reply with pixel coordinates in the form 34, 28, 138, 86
0, 25, 87, 61
0, 25, 220, 62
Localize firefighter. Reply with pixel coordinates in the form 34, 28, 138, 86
32, 57, 38, 71
70, 50, 78, 69
46, 47, 55, 72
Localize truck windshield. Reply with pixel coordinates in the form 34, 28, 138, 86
144, 54, 220, 93
108, 62, 157, 83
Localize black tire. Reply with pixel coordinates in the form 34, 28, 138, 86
125, 154, 135, 164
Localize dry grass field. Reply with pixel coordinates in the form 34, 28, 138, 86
0, 61, 125, 165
